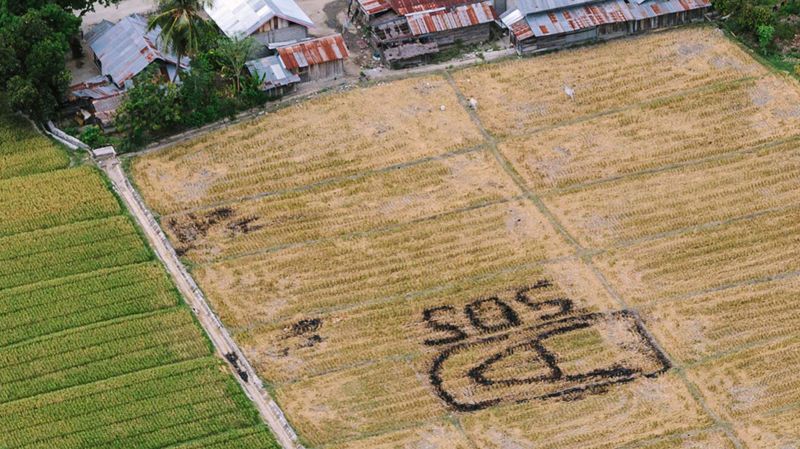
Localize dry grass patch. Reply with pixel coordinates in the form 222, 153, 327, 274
593, 206, 800, 305
459, 373, 710, 449
274, 360, 448, 446
686, 336, 800, 423
633, 431, 736, 448
164, 150, 519, 264
237, 259, 617, 383
644, 275, 800, 364
195, 199, 571, 328
452, 27, 764, 137
327, 421, 473, 449
735, 408, 800, 449
544, 140, 800, 249
131, 76, 483, 215
497, 75, 800, 193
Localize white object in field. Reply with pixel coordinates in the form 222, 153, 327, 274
563, 84, 575, 101
440, 105, 446, 111
469, 98, 478, 110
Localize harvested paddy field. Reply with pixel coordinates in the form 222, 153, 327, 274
132, 26, 800, 448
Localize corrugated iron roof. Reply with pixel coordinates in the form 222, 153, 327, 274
387, 0, 474, 15
88, 14, 188, 87
277, 34, 350, 70
245, 55, 301, 89
92, 93, 125, 125
406, 1, 497, 35
358, 0, 392, 15
204, 0, 313, 38
85, 20, 113, 46
509, 0, 709, 38
515, 0, 600, 14
69, 75, 124, 100
626, 0, 710, 19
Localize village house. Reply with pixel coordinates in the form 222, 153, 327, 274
86, 14, 189, 88
67, 75, 125, 127
245, 55, 301, 96
68, 14, 189, 127
204, 0, 315, 45
274, 34, 350, 82
353, 0, 499, 68
501, 0, 711, 54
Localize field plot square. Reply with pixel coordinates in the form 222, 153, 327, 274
164, 149, 520, 264
238, 259, 619, 383
498, 76, 800, 194
131, 75, 484, 215
0, 113, 68, 180
644, 275, 800, 364
195, 199, 572, 328
459, 372, 711, 449
634, 431, 737, 449
0, 167, 121, 237
685, 336, 800, 425
736, 408, 800, 449
593, 206, 800, 305
327, 421, 474, 449
543, 139, 800, 249
274, 360, 449, 446
452, 27, 765, 137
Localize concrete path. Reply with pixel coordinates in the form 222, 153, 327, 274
98, 156, 303, 449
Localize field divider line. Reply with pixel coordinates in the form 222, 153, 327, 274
614, 425, 729, 449
158, 143, 490, 219
488, 73, 765, 146
443, 72, 748, 449
229, 254, 579, 336
762, 401, 800, 417
682, 334, 793, 370
198, 195, 525, 267
584, 200, 800, 257
539, 133, 800, 198
644, 268, 800, 309
311, 415, 456, 449
97, 157, 304, 449
270, 354, 421, 389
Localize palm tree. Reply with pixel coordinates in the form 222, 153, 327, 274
148, 0, 214, 82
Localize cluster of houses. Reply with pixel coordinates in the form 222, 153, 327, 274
69, 0, 349, 127
69, 0, 711, 126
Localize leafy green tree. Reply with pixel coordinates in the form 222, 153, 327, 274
216, 35, 257, 96
148, 0, 216, 82
0, 4, 80, 118
4, 0, 122, 16
757, 24, 774, 53
114, 66, 183, 150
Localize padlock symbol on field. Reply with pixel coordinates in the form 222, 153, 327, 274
422, 283, 671, 411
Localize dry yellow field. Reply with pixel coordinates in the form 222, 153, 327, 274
453, 27, 765, 136
131, 26, 800, 449
131, 76, 484, 215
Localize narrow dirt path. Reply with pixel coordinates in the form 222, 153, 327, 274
98, 156, 303, 449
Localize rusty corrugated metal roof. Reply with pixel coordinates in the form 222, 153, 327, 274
406, 1, 497, 35
277, 34, 350, 70
506, 0, 709, 38
387, 0, 474, 15
88, 14, 189, 88
358, 0, 392, 15
69, 75, 123, 101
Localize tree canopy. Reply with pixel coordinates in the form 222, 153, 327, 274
0, 1, 80, 119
